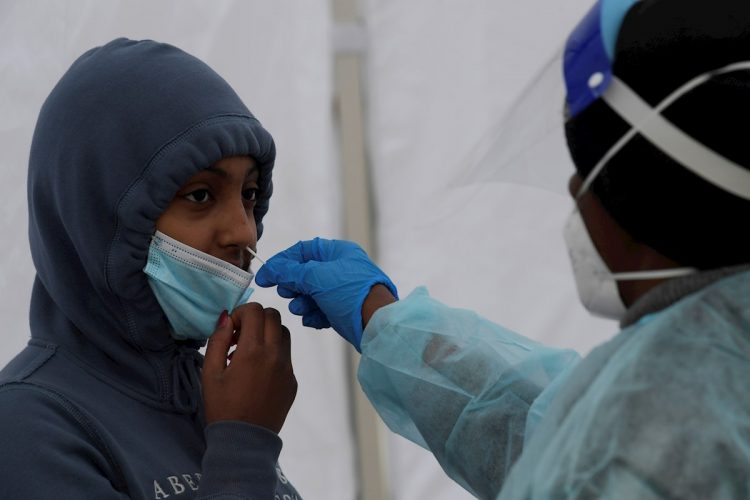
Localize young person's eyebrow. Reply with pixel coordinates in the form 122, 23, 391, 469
204, 166, 228, 178
246, 164, 259, 179
203, 163, 258, 180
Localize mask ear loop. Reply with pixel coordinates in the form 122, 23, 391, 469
611, 268, 696, 281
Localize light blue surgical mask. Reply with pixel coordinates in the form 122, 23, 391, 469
144, 231, 255, 340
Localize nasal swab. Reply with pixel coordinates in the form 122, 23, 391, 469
246, 247, 266, 265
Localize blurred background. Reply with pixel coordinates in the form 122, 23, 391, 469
0, 1, 617, 498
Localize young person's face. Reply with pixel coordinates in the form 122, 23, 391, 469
156, 156, 259, 271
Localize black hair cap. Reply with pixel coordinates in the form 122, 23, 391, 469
565, 0, 750, 268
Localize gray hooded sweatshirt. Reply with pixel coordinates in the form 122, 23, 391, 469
0, 38, 301, 499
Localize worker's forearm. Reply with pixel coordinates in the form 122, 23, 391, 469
362, 284, 397, 329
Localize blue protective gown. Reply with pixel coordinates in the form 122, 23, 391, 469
358, 270, 750, 499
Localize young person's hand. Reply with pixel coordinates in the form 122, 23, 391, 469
202, 303, 297, 433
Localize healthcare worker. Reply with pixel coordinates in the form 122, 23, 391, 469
0, 39, 301, 499
256, 0, 750, 498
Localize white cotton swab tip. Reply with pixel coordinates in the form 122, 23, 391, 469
246, 247, 266, 265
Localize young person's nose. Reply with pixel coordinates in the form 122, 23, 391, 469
216, 199, 257, 252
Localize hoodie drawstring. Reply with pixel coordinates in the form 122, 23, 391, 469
171, 348, 204, 414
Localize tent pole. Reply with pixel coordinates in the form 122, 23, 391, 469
332, 0, 390, 499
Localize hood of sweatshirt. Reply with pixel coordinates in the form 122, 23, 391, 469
27, 38, 275, 413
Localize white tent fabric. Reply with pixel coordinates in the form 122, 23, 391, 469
1, 1, 621, 499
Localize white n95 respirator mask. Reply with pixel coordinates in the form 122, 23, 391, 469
143, 231, 255, 340
563, 210, 695, 321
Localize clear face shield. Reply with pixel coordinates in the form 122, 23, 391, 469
464, 0, 750, 199
459, 46, 571, 195
461, 0, 633, 195
459, 0, 750, 319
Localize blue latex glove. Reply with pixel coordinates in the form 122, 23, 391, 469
255, 238, 398, 351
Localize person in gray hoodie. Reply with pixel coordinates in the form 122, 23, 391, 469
0, 38, 301, 499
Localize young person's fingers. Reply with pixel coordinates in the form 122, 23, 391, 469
203, 310, 234, 372
262, 308, 285, 346
231, 302, 266, 351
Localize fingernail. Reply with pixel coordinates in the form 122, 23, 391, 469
217, 310, 228, 328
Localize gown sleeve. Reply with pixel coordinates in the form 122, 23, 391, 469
358, 287, 580, 499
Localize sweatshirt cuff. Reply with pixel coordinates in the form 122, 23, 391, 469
200, 421, 282, 497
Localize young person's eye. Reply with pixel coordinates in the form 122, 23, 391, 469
242, 187, 259, 203
183, 189, 212, 204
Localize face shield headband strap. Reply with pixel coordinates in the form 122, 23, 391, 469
576, 60, 750, 201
